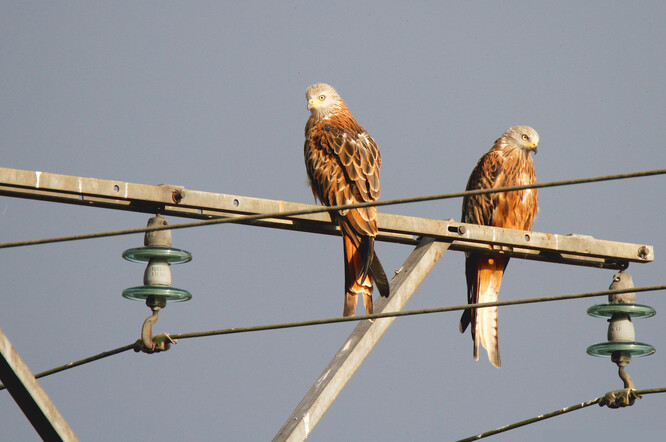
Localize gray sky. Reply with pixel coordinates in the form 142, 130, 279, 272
1, 2, 665, 440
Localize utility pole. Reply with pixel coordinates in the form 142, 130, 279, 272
0, 167, 654, 440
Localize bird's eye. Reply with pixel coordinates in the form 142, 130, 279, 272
318, 95, 326, 101
521, 134, 529, 141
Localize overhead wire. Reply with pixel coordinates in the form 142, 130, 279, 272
1, 168, 664, 437
456, 387, 666, 441
170, 284, 665, 340
0, 168, 664, 250
1, 284, 664, 391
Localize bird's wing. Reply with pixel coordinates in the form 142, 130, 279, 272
461, 149, 503, 226
460, 149, 507, 368
318, 122, 381, 238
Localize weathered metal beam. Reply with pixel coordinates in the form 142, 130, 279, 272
0, 167, 653, 269
0, 327, 78, 441
273, 237, 450, 441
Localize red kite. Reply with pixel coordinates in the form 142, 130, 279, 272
304, 83, 389, 317
459, 126, 539, 367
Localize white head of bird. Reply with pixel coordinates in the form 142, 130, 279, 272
504, 125, 539, 154
306, 83, 344, 118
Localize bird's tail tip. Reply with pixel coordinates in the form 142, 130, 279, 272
459, 309, 471, 333
370, 252, 390, 298
363, 293, 373, 316
343, 291, 376, 318
343, 292, 357, 317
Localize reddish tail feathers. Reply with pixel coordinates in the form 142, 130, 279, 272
460, 255, 507, 368
342, 235, 390, 317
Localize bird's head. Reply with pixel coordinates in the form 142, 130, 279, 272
306, 83, 343, 117
504, 125, 539, 154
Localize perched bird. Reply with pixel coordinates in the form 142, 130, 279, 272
304, 83, 390, 316
459, 126, 539, 368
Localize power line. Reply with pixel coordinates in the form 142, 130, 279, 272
458, 397, 602, 441
457, 387, 666, 441
636, 387, 666, 395
171, 284, 665, 341
0, 343, 135, 392
2, 284, 663, 391
0, 168, 663, 250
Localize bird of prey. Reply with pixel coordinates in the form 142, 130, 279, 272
459, 125, 539, 367
304, 83, 390, 317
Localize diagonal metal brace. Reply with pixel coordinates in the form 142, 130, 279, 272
274, 237, 450, 441
0, 327, 79, 441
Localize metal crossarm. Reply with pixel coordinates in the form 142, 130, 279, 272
0, 167, 652, 269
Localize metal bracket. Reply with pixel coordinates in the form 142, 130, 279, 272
599, 388, 641, 409
133, 295, 176, 354
598, 351, 642, 408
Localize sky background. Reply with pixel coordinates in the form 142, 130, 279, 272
1, 2, 665, 441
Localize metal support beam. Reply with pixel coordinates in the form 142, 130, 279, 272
0, 327, 78, 441
0, 167, 656, 440
0, 167, 653, 269
273, 237, 450, 441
